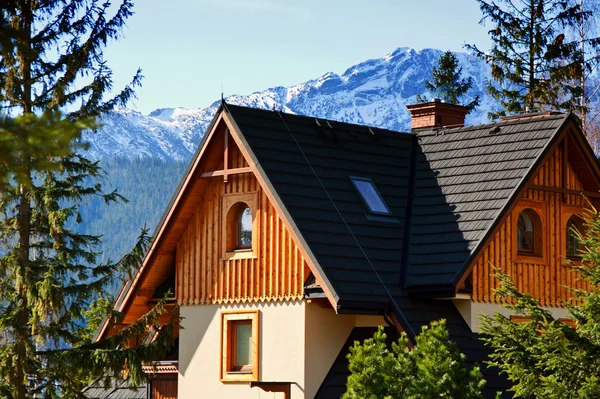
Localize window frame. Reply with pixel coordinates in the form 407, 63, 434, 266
221, 192, 259, 260
350, 176, 392, 216
513, 201, 547, 263
220, 310, 260, 382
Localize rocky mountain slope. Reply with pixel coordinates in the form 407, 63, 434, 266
85, 47, 493, 162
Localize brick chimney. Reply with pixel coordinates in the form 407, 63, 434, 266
406, 99, 469, 130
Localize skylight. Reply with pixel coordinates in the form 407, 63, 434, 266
351, 177, 391, 215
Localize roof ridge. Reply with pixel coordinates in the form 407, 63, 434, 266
416, 113, 568, 137
223, 102, 410, 136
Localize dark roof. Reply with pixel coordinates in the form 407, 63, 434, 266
224, 104, 569, 303
406, 115, 568, 291
223, 105, 572, 398
314, 326, 398, 399
83, 379, 147, 399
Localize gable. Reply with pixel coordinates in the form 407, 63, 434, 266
175, 139, 311, 305
469, 129, 600, 306
100, 108, 326, 336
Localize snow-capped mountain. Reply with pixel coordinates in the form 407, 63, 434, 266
85, 47, 494, 161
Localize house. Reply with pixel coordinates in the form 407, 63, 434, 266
95, 99, 600, 399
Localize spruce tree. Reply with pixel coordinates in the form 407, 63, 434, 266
481, 206, 600, 398
343, 321, 486, 399
0, 2, 175, 398
467, 0, 600, 118
417, 50, 480, 111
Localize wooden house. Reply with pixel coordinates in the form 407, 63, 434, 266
95, 99, 600, 398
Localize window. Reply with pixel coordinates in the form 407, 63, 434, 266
221, 192, 258, 260
517, 211, 535, 253
566, 216, 583, 258
221, 310, 259, 382
516, 208, 542, 257
231, 320, 252, 371
237, 207, 252, 249
350, 177, 391, 215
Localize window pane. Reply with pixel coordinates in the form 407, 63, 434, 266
517, 212, 534, 252
234, 322, 252, 367
566, 219, 580, 256
238, 207, 252, 247
352, 179, 390, 214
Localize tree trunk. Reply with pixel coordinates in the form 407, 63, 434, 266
580, 0, 587, 132
529, 0, 536, 111
14, 1, 33, 398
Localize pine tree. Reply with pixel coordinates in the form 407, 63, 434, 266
481, 206, 600, 398
0, 2, 175, 398
467, 0, 600, 118
417, 51, 480, 111
343, 321, 486, 399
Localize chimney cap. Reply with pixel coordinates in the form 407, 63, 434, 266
406, 100, 470, 111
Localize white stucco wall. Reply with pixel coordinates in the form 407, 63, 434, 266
179, 301, 305, 399
304, 305, 354, 398
178, 300, 387, 399
453, 299, 571, 332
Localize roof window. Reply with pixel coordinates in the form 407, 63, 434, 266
351, 177, 391, 215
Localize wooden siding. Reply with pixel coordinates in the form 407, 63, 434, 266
150, 377, 178, 399
471, 140, 593, 306
175, 140, 309, 305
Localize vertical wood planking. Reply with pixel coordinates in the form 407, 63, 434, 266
174, 149, 307, 304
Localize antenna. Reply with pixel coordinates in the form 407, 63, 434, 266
221, 84, 224, 102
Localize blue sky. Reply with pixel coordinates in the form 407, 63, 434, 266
105, 0, 492, 114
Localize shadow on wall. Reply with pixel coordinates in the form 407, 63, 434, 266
178, 305, 218, 377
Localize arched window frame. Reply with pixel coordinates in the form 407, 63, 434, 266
514, 202, 546, 261
222, 192, 259, 260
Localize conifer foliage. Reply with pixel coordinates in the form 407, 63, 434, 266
481, 206, 600, 398
0, 2, 175, 398
467, 0, 600, 118
418, 50, 480, 110
343, 321, 486, 399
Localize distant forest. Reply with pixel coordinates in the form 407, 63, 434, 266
75, 157, 188, 291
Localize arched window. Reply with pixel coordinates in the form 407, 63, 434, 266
225, 202, 253, 252
237, 207, 252, 249
517, 209, 541, 256
566, 216, 583, 258
222, 193, 258, 259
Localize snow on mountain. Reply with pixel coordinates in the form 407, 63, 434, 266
85, 47, 493, 161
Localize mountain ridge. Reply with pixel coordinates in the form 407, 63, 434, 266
84, 47, 493, 162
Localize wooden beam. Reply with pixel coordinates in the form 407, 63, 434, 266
562, 137, 568, 203
136, 288, 154, 298
200, 167, 253, 178
224, 128, 229, 182
527, 184, 600, 198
